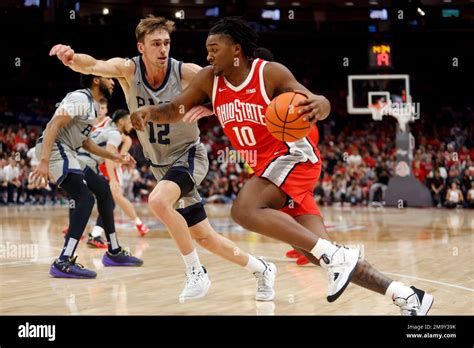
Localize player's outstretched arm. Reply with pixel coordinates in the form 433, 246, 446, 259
131, 67, 213, 130
82, 138, 133, 165
49, 44, 134, 79
264, 62, 331, 124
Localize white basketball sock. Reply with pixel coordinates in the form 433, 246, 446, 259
245, 255, 266, 274
385, 281, 414, 301
182, 249, 201, 271
310, 238, 339, 259
91, 225, 104, 238
134, 217, 142, 225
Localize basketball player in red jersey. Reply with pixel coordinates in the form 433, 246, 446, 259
131, 17, 433, 315
253, 47, 310, 266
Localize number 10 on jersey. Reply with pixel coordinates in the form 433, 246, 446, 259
232, 126, 256, 146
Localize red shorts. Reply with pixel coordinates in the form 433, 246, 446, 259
259, 156, 322, 218
99, 162, 122, 185
278, 162, 321, 217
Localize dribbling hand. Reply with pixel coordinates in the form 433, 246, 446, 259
294, 90, 331, 125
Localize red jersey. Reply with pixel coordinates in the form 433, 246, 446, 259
212, 58, 319, 177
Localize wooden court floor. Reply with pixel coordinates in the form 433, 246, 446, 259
0, 204, 473, 315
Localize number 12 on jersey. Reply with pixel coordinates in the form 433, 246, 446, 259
232, 126, 256, 146
148, 122, 170, 145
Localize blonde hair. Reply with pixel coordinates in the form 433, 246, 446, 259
135, 15, 175, 43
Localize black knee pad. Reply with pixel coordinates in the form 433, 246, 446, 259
162, 166, 195, 198
176, 202, 207, 227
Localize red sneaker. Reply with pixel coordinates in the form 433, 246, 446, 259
62, 227, 85, 240
296, 254, 310, 266
136, 223, 150, 237
285, 249, 301, 259
87, 234, 108, 249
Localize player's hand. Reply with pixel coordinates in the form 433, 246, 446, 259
112, 153, 136, 165
49, 44, 75, 66
131, 106, 153, 131
294, 90, 331, 125
182, 105, 214, 123
31, 160, 53, 188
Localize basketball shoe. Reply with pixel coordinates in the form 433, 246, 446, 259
179, 266, 211, 301
296, 254, 310, 266
136, 222, 150, 237
253, 258, 277, 301
87, 234, 108, 249
50, 256, 97, 279
320, 246, 360, 302
393, 286, 434, 316
285, 249, 300, 258
102, 247, 143, 266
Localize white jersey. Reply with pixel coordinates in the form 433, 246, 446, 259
40, 88, 98, 151
77, 119, 122, 171
126, 56, 200, 166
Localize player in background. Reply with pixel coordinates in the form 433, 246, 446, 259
77, 109, 150, 249
32, 74, 143, 279
49, 16, 277, 301
131, 17, 434, 315
95, 97, 110, 128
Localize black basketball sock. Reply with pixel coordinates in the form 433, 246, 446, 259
84, 168, 121, 254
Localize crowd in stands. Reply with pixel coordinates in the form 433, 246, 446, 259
1, 102, 473, 209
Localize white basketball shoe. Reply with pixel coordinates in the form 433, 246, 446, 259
253, 258, 277, 301
393, 286, 434, 316
179, 265, 211, 302
320, 246, 360, 302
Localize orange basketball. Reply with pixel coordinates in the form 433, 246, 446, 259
265, 92, 312, 142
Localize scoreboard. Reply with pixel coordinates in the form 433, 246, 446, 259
369, 44, 392, 68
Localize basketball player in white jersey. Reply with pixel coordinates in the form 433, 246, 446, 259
49, 15, 276, 301
32, 75, 143, 278
90, 109, 150, 240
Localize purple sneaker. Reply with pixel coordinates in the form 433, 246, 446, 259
50, 256, 97, 279
102, 247, 143, 267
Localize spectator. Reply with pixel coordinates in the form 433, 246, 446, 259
331, 174, 347, 205
346, 180, 362, 205
445, 182, 463, 209
369, 166, 389, 203
466, 181, 474, 208
4, 156, 22, 203
0, 158, 7, 204
427, 170, 445, 207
